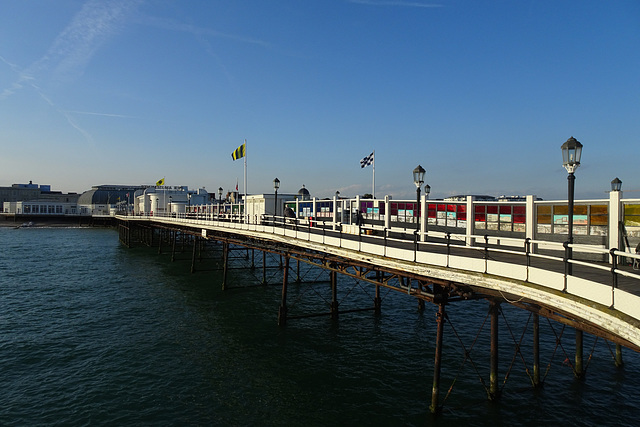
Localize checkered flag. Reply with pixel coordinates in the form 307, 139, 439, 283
360, 152, 374, 168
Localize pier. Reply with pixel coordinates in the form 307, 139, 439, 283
115, 191, 640, 414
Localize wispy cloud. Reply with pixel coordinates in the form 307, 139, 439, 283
64, 110, 137, 119
0, 0, 142, 141
139, 15, 272, 49
348, 0, 443, 7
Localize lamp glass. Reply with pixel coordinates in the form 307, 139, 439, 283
611, 177, 622, 192
273, 178, 280, 190
413, 165, 426, 187
561, 137, 583, 173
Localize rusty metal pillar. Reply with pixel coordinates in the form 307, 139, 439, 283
157, 229, 163, 254
430, 296, 446, 414
533, 312, 541, 387
575, 329, 584, 378
278, 255, 290, 326
190, 236, 198, 273
330, 265, 339, 320
296, 259, 301, 283
489, 300, 500, 400
171, 230, 177, 262
615, 344, 624, 368
262, 250, 267, 285
221, 241, 229, 290
374, 271, 381, 314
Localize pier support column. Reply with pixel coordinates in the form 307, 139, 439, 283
278, 255, 290, 326
190, 237, 198, 273
374, 271, 381, 314
171, 231, 177, 262
533, 313, 541, 387
430, 297, 446, 414
221, 242, 229, 291
575, 329, 584, 379
615, 344, 624, 368
262, 250, 267, 285
489, 300, 500, 400
330, 265, 339, 320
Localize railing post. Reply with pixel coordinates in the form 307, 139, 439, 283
484, 234, 489, 273
525, 237, 531, 281
446, 232, 451, 268
563, 241, 570, 293
610, 248, 618, 309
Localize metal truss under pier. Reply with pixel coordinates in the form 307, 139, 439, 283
116, 216, 637, 415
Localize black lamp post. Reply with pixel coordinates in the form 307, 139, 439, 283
611, 177, 622, 192
413, 165, 426, 231
561, 136, 583, 276
273, 178, 280, 217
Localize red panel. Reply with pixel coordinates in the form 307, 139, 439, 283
513, 206, 526, 215
500, 205, 511, 214
475, 213, 486, 222
514, 214, 526, 224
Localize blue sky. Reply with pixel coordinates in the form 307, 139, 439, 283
1, 0, 638, 201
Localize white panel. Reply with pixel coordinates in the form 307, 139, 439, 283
386, 246, 413, 261
361, 242, 385, 256
342, 240, 359, 251
567, 276, 613, 307
529, 267, 565, 291
614, 289, 640, 320
325, 237, 340, 247
417, 252, 448, 267
486, 260, 527, 281
450, 255, 485, 273
309, 234, 323, 243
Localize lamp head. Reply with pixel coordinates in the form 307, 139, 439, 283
413, 165, 426, 188
611, 177, 622, 192
561, 136, 583, 174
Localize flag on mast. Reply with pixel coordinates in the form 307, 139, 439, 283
360, 152, 374, 168
360, 151, 375, 198
156, 177, 165, 186
231, 142, 246, 160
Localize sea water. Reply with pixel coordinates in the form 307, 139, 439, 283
0, 227, 639, 426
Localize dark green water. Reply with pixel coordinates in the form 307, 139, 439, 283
1, 227, 638, 426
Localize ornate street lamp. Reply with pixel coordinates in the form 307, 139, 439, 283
561, 137, 583, 277
413, 165, 426, 231
425, 184, 431, 199
611, 177, 622, 192
424, 184, 431, 235
273, 178, 280, 217
561, 136, 584, 379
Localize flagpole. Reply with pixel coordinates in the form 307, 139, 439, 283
372, 150, 375, 199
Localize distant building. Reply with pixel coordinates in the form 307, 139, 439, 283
77, 185, 145, 216
444, 195, 496, 202
1, 181, 80, 215
134, 186, 209, 215
297, 185, 311, 201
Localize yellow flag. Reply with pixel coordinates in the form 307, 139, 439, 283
231, 143, 246, 161
156, 178, 165, 186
